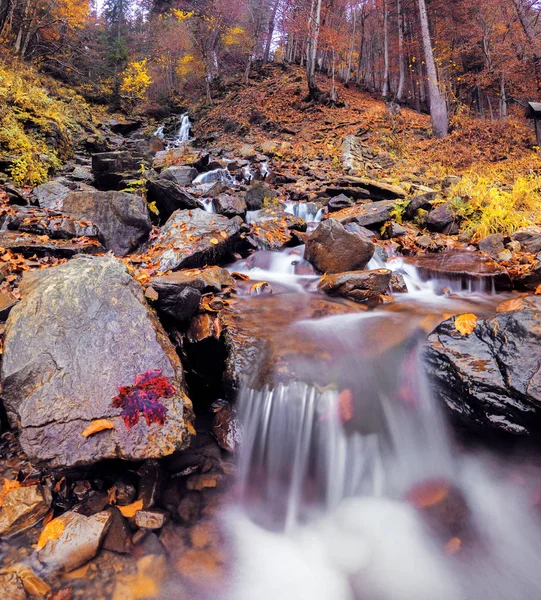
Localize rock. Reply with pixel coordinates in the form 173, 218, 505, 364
147, 179, 197, 221
159, 166, 199, 187
144, 209, 242, 272
212, 195, 247, 218
514, 258, 541, 291
70, 166, 94, 184
4, 207, 99, 240
344, 222, 379, 240
442, 175, 462, 189
304, 219, 374, 274
38, 510, 112, 572
177, 492, 202, 525
211, 400, 242, 452
92, 151, 150, 191
134, 509, 169, 530
150, 267, 234, 321
403, 193, 436, 221
318, 269, 392, 303
1, 256, 194, 468
0, 572, 27, 600
478, 233, 505, 258
0, 485, 52, 537
511, 226, 541, 254
62, 191, 151, 256
206, 182, 230, 198
333, 176, 406, 201
31, 181, 71, 210
426, 202, 458, 234
405, 251, 512, 291
244, 183, 278, 210
0, 231, 103, 258
324, 200, 394, 229
325, 186, 370, 201
385, 222, 408, 238
327, 193, 354, 211
248, 210, 306, 251
109, 119, 142, 135
0, 292, 18, 321
102, 508, 131, 554
425, 296, 541, 435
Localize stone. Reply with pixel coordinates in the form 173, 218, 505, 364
38, 511, 112, 572
151, 267, 234, 321
344, 222, 379, 240
31, 181, 71, 210
62, 191, 152, 256
92, 151, 150, 191
478, 233, 505, 258
212, 195, 247, 218
385, 222, 408, 238
403, 193, 436, 221
144, 209, 242, 272
159, 166, 199, 187
0, 292, 18, 321
248, 210, 306, 251
324, 201, 395, 229
304, 219, 374, 274
0, 231, 103, 257
0, 572, 27, 600
405, 251, 512, 292
425, 296, 541, 435
244, 183, 278, 210
212, 400, 242, 452
318, 269, 392, 303
177, 492, 202, 525
426, 202, 458, 233
1, 257, 194, 467
70, 166, 94, 183
134, 509, 169, 530
511, 226, 541, 254
0, 485, 52, 537
333, 176, 406, 201
327, 193, 354, 211
4, 207, 99, 240
147, 179, 198, 221
102, 508, 131, 554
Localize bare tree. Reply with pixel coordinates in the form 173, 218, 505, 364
306, 0, 322, 99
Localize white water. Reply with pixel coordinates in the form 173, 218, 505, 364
198, 198, 215, 213
193, 168, 235, 185
284, 201, 324, 223
174, 113, 191, 145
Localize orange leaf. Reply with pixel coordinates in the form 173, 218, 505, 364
497, 297, 524, 313
444, 537, 462, 556
338, 389, 354, 424
219, 231, 227, 239
454, 314, 477, 335
118, 499, 143, 518
0, 479, 21, 507
209, 238, 219, 245
36, 518, 65, 551
535, 284, 541, 295
405, 479, 450, 509
81, 419, 115, 438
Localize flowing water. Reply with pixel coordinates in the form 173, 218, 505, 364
214, 246, 541, 600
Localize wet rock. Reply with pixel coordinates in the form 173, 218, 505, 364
248, 210, 306, 251
144, 209, 242, 272
511, 226, 541, 254
426, 202, 458, 234
177, 492, 202, 525
244, 183, 278, 210
31, 181, 71, 210
318, 269, 392, 303
0, 231, 102, 258
137, 460, 164, 509
324, 200, 394, 229
147, 179, 197, 221
62, 191, 151, 256
327, 193, 354, 211
1, 256, 194, 468
0, 572, 27, 599
38, 510, 112, 572
159, 166, 199, 187
478, 233, 505, 258
403, 193, 436, 221
108, 482, 136, 506
304, 219, 374, 274
425, 296, 541, 435
151, 267, 234, 321
102, 508, 131, 554
514, 257, 541, 291
0, 292, 18, 321
405, 251, 512, 292
212, 194, 247, 218
134, 509, 169, 530
211, 400, 242, 452
92, 151, 150, 191
0, 484, 52, 537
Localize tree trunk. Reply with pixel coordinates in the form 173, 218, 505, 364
396, 0, 406, 102
417, 0, 448, 137
382, 0, 390, 98
306, 0, 322, 99
263, 0, 280, 64
356, 7, 366, 84
345, 8, 357, 83
499, 77, 507, 119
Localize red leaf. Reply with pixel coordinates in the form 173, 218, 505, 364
112, 369, 175, 430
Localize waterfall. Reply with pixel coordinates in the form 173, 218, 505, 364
284, 201, 324, 223
174, 113, 191, 145
193, 168, 235, 185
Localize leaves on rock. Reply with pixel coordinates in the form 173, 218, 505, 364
454, 314, 478, 335
36, 518, 65, 551
81, 420, 115, 438
497, 297, 524, 313
0, 479, 21, 507
118, 499, 143, 518
112, 369, 175, 430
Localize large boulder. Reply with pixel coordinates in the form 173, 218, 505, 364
323, 201, 395, 229
425, 296, 541, 435
31, 181, 71, 210
91, 151, 150, 191
244, 183, 278, 211
318, 269, 392, 303
62, 191, 152, 256
1, 257, 194, 468
426, 202, 458, 234
144, 209, 242, 272
212, 194, 247, 219
0, 231, 103, 258
511, 226, 541, 254
159, 166, 199, 187
304, 219, 374, 274
147, 179, 198, 222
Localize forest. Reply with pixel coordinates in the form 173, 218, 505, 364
1, 0, 541, 599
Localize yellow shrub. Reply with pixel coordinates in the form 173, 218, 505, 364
121, 59, 152, 101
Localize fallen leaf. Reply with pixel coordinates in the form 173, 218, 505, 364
0, 479, 21, 507
118, 499, 143, 518
536, 284, 541, 295
36, 518, 65, 551
81, 419, 115, 438
405, 479, 450, 509
444, 537, 462, 556
454, 314, 477, 335
209, 238, 219, 245
219, 231, 227, 238
497, 297, 524, 313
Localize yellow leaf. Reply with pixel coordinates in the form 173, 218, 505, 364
81, 419, 115, 438
36, 518, 65, 551
535, 284, 541, 295
0, 479, 21, 507
454, 314, 478, 335
209, 238, 219, 245
118, 499, 143, 518
219, 231, 227, 239
497, 297, 524, 313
